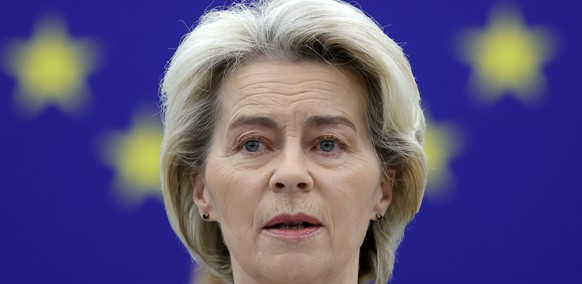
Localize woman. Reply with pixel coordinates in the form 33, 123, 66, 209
160, 0, 427, 283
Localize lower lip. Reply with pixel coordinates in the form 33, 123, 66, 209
263, 226, 322, 241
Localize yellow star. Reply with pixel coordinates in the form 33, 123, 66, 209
423, 119, 463, 200
102, 111, 163, 205
458, 5, 556, 104
2, 15, 98, 116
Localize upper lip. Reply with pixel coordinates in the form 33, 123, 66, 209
263, 213, 322, 228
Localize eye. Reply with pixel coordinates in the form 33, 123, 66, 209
313, 135, 348, 156
243, 140, 262, 152
319, 139, 337, 152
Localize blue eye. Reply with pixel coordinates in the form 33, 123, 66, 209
244, 140, 261, 152
319, 140, 336, 152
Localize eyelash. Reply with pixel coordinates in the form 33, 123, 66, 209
234, 134, 348, 156
235, 135, 270, 155
313, 135, 348, 156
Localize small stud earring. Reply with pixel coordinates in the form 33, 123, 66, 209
376, 214, 383, 221
202, 213, 209, 220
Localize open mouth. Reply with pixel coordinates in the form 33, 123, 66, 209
265, 221, 317, 230
262, 213, 322, 240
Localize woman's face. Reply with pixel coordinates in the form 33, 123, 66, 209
193, 59, 392, 284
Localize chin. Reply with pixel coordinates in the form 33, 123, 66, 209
252, 251, 332, 284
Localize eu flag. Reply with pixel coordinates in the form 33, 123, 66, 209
1, 0, 580, 283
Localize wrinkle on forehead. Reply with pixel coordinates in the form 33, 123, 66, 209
216, 58, 369, 134
224, 58, 362, 96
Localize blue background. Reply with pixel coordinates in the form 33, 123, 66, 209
1, 0, 581, 283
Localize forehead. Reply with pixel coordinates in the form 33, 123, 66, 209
216, 59, 368, 127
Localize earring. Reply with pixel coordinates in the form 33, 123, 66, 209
202, 213, 209, 220
376, 214, 383, 221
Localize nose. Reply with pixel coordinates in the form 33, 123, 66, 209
269, 146, 313, 193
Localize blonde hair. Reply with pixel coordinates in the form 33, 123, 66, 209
160, 0, 426, 283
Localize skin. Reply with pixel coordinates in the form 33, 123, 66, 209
192, 59, 392, 284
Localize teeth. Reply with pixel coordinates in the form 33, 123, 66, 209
278, 222, 305, 230
278, 223, 305, 230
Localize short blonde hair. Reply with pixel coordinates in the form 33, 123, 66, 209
160, 0, 426, 283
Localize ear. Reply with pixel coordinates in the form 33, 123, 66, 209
191, 172, 215, 221
372, 169, 394, 220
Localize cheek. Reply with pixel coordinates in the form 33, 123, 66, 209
206, 158, 268, 233
320, 162, 381, 221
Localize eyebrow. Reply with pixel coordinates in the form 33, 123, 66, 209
228, 115, 281, 131
228, 114, 357, 132
304, 115, 357, 132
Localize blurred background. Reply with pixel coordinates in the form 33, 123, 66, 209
1, 0, 581, 283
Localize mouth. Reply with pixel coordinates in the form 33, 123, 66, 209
263, 213, 322, 240
265, 221, 317, 230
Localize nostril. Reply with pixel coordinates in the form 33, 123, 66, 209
271, 181, 309, 191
